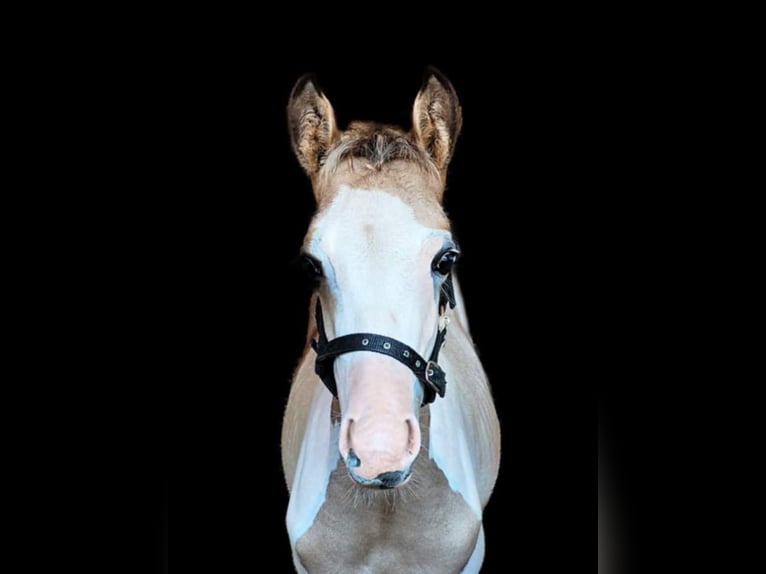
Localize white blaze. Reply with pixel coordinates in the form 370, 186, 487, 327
307, 185, 452, 410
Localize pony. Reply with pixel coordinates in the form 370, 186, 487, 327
281, 67, 501, 573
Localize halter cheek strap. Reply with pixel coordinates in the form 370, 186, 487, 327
311, 274, 456, 406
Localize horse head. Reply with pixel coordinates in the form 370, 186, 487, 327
287, 68, 462, 489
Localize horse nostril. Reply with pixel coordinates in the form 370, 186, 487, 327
346, 448, 361, 468
406, 417, 420, 455
339, 418, 354, 460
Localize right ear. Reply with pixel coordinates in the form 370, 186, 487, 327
287, 74, 338, 178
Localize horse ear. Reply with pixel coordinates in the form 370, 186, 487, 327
411, 67, 463, 174
287, 74, 339, 178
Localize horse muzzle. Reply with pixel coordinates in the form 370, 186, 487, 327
345, 452, 413, 489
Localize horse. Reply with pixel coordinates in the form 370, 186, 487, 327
281, 67, 501, 573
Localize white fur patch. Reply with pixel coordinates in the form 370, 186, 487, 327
307, 186, 454, 408
285, 384, 339, 546
461, 525, 485, 573
428, 369, 484, 519
309, 187, 451, 335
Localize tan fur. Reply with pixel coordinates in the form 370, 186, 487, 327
287, 77, 338, 182
296, 443, 481, 573
412, 73, 463, 181
282, 69, 500, 573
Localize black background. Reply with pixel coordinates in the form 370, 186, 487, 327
118, 51, 696, 572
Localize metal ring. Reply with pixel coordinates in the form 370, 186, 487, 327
403, 350, 410, 357
362, 338, 369, 346
383, 342, 391, 350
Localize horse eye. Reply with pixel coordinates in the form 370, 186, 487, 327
300, 254, 324, 279
433, 249, 459, 275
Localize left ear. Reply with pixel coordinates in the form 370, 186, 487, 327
411, 66, 463, 175
287, 74, 339, 181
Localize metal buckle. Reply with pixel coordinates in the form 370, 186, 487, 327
424, 360, 441, 392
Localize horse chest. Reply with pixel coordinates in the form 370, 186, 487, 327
295, 456, 480, 574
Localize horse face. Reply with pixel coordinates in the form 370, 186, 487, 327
304, 186, 456, 488
289, 68, 463, 489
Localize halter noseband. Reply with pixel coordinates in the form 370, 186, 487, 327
311, 274, 457, 406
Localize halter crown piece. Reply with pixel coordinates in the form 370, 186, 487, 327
311, 274, 457, 406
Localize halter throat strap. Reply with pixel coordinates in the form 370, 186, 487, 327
310, 274, 456, 406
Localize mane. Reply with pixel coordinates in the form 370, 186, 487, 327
321, 122, 440, 179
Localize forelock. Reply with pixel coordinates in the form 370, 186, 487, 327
321, 122, 439, 179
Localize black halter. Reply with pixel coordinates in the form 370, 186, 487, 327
311, 274, 457, 406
